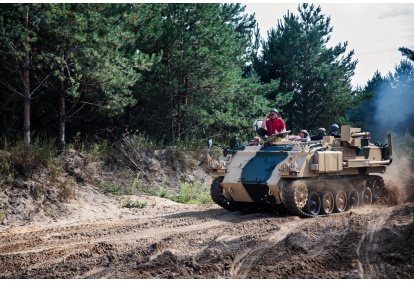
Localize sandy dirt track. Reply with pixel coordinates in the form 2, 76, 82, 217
0, 190, 413, 279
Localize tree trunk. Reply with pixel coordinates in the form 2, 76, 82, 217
167, 54, 175, 144
23, 10, 31, 147
183, 76, 189, 140
176, 74, 185, 141
58, 79, 66, 152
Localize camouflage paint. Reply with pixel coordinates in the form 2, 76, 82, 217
240, 148, 292, 203
241, 152, 289, 184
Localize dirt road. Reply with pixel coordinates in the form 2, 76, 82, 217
0, 190, 413, 279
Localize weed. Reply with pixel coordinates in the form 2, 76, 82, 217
48, 162, 64, 185
122, 198, 147, 208
0, 136, 58, 177
0, 150, 11, 175
6, 173, 14, 184
104, 184, 126, 195
0, 210, 7, 222
130, 131, 156, 150
164, 146, 197, 172
58, 177, 77, 201
155, 188, 168, 198
161, 181, 213, 204
132, 172, 143, 194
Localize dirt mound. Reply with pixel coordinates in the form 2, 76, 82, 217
0, 147, 213, 227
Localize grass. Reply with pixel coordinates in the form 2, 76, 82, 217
103, 184, 126, 195
0, 133, 213, 207
58, 177, 77, 201
0, 136, 58, 178
154, 188, 169, 198
0, 210, 6, 222
156, 181, 213, 205
122, 198, 147, 208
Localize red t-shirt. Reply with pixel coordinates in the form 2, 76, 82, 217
265, 117, 286, 135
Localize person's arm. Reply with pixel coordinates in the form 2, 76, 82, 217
280, 118, 286, 132
276, 118, 286, 134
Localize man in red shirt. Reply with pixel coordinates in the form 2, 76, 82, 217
260, 108, 286, 136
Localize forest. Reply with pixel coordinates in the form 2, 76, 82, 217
0, 3, 413, 149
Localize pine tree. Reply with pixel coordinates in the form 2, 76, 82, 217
0, 4, 44, 146
126, 3, 274, 143
254, 4, 357, 134
399, 47, 414, 61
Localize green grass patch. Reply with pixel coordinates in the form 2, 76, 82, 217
122, 199, 147, 208
103, 184, 126, 195
0, 136, 58, 178
0, 210, 7, 222
158, 181, 213, 204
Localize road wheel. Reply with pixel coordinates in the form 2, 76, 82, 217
283, 181, 315, 218
359, 187, 373, 207
304, 191, 321, 216
334, 191, 347, 213
319, 191, 334, 215
347, 189, 359, 210
293, 182, 308, 209
370, 178, 385, 202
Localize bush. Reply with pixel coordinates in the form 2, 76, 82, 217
122, 199, 147, 208
0, 137, 57, 178
168, 181, 213, 204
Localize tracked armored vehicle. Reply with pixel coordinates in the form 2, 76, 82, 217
208, 125, 392, 218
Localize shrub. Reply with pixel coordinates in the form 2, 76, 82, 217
167, 181, 213, 204
122, 199, 147, 208
0, 137, 57, 177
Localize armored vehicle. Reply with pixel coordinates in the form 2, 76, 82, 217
207, 125, 392, 217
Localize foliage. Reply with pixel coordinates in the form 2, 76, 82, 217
163, 181, 213, 204
0, 3, 411, 151
399, 47, 414, 61
121, 3, 276, 145
122, 198, 147, 209
0, 210, 6, 222
0, 3, 160, 148
0, 136, 57, 177
57, 177, 77, 202
253, 3, 357, 135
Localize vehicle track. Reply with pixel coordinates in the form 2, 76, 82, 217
229, 220, 302, 278
0, 200, 413, 279
356, 210, 390, 278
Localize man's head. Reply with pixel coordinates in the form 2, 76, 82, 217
299, 129, 309, 137
268, 108, 278, 119
251, 137, 260, 145
330, 124, 339, 132
318, 128, 326, 134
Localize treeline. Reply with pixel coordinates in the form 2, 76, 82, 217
0, 3, 412, 149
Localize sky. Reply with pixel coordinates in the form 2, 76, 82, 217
243, 2, 414, 88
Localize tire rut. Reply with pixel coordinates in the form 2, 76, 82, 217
356, 208, 393, 278
1, 201, 413, 279
229, 219, 302, 278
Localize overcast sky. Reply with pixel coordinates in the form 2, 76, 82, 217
243, 2, 414, 88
